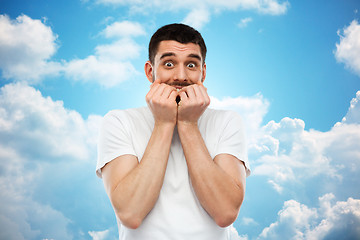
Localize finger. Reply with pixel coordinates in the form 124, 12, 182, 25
192, 84, 203, 98
194, 84, 207, 102
146, 83, 159, 101
162, 85, 176, 99
147, 79, 162, 100
168, 90, 178, 102
146, 83, 165, 102
198, 84, 210, 106
184, 85, 196, 99
153, 84, 167, 98
150, 79, 161, 88
179, 91, 188, 100
191, 84, 206, 107
178, 91, 191, 106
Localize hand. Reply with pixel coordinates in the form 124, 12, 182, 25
146, 79, 178, 126
177, 83, 210, 125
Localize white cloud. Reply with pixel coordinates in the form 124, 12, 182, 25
252, 114, 360, 192
341, 90, 360, 124
259, 193, 360, 240
95, 38, 143, 61
64, 55, 139, 88
335, 20, 360, 77
0, 14, 144, 88
268, 179, 283, 193
88, 229, 110, 240
93, 0, 289, 30
0, 83, 103, 239
209, 91, 360, 198
0, 141, 73, 240
307, 194, 360, 239
241, 217, 258, 226
0, 190, 73, 240
0, 14, 61, 83
243, 88, 360, 195
238, 17, 253, 28
259, 199, 317, 239
101, 21, 146, 39
0, 82, 100, 160
183, 8, 211, 30
64, 21, 144, 87
257, 0, 289, 15
95, 0, 290, 15
229, 225, 249, 240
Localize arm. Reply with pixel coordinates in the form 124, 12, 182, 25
177, 84, 246, 227
102, 82, 178, 229
178, 123, 246, 227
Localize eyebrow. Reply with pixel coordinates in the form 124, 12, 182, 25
188, 53, 202, 61
159, 52, 202, 61
160, 52, 175, 60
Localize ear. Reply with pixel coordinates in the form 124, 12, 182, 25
201, 62, 207, 83
144, 61, 154, 83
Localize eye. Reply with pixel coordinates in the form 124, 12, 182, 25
187, 63, 196, 68
164, 62, 174, 67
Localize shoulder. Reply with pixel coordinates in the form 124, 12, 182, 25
201, 108, 243, 124
100, 107, 152, 135
103, 107, 152, 124
198, 108, 245, 137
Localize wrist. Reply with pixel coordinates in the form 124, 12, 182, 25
154, 120, 176, 130
177, 120, 198, 132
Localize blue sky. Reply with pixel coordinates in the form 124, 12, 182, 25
1, 0, 360, 239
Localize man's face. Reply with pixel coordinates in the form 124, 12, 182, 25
145, 40, 206, 89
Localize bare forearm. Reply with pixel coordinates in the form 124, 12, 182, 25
177, 122, 245, 227
111, 123, 175, 228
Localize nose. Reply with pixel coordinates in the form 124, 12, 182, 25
173, 65, 187, 82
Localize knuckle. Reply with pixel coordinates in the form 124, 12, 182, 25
152, 97, 160, 104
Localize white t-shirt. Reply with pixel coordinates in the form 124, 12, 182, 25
97, 107, 250, 240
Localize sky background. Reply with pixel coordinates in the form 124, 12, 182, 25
1, 0, 360, 239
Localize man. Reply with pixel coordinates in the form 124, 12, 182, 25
97, 23, 250, 239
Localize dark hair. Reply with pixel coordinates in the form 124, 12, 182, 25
148, 23, 207, 64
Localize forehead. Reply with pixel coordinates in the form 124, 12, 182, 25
155, 40, 202, 60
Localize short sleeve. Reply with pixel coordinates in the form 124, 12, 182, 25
96, 111, 137, 178
215, 112, 251, 177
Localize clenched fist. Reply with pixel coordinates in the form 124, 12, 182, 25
146, 79, 178, 126
177, 83, 210, 125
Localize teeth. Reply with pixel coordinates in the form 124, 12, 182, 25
176, 89, 180, 92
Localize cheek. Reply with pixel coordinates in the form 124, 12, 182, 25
189, 71, 203, 83
155, 69, 172, 82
